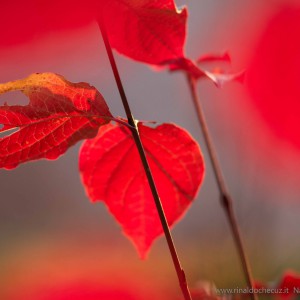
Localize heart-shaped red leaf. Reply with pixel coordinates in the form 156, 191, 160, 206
0, 73, 112, 169
79, 122, 204, 258
102, 0, 187, 65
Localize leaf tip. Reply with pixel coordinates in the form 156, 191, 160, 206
128, 236, 151, 260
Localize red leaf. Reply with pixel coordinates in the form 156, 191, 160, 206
0, 73, 112, 169
254, 271, 300, 299
246, 6, 300, 149
2, 0, 186, 57
79, 122, 204, 258
102, 0, 187, 65
277, 271, 300, 299
101, 1, 243, 87
0, 0, 100, 45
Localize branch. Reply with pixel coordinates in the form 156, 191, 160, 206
97, 17, 193, 300
186, 74, 257, 300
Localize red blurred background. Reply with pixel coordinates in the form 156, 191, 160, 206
1, 0, 300, 299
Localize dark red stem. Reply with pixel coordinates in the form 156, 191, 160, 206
97, 17, 193, 300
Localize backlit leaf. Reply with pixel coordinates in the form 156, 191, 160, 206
100, 1, 242, 86
0, 73, 112, 169
102, 0, 187, 65
79, 122, 204, 258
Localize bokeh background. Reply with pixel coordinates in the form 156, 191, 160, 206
1, 0, 300, 299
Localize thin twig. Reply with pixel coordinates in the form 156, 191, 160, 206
97, 17, 193, 300
186, 74, 257, 300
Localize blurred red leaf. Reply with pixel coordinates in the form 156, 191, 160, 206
277, 271, 300, 300
0, 73, 112, 169
246, 6, 300, 148
1, 1, 237, 86
254, 271, 300, 299
1, 0, 187, 65
0, 0, 103, 46
22, 283, 141, 300
79, 122, 204, 258
8, 280, 150, 300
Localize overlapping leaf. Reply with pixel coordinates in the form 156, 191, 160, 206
101, 1, 243, 85
1, 0, 240, 85
0, 73, 112, 169
79, 122, 204, 258
0, 72, 205, 259
1, 0, 187, 64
